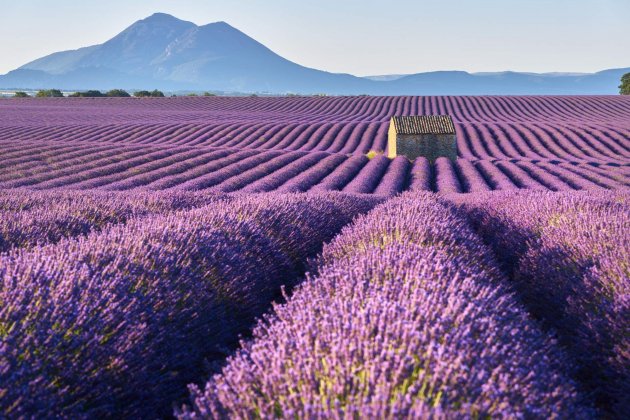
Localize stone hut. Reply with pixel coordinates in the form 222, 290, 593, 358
387, 115, 457, 162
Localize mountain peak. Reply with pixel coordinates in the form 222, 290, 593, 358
113, 13, 196, 38
208, 20, 231, 27
199, 20, 239, 32
143, 12, 192, 24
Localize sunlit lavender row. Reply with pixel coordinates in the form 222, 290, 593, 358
1, 141, 627, 193
1, 188, 627, 417
450, 190, 630, 418
0, 189, 228, 254
1, 95, 627, 195
178, 193, 594, 418
0, 192, 380, 418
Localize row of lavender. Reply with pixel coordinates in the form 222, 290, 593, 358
450, 191, 630, 417
0, 192, 381, 418
178, 190, 628, 418
2, 141, 628, 193
2, 95, 629, 125
0, 190, 227, 254
3, 121, 628, 162
178, 193, 597, 418
1, 189, 626, 417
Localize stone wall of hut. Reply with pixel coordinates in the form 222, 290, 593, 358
388, 133, 457, 162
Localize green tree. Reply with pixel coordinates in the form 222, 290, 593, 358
106, 89, 131, 97
133, 90, 152, 97
203, 92, 216, 97
83, 90, 104, 97
620, 73, 630, 95
133, 89, 164, 97
187, 93, 198, 97
35, 89, 64, 97
13, 91, 30, 98
69, 90, 105, 97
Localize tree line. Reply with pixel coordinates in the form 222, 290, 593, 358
11, 89, 221, 98
12, 89, 168, 98
8, 73, 630, 97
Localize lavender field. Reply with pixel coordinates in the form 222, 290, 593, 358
1, 96, 629, 193
0, 96, 628, 419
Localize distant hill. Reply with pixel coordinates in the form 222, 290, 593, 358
1, 13, 627, 95
376, 69, 630, 95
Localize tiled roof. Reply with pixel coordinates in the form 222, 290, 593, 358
391, 115, 456, 135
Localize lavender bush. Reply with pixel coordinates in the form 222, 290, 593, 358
434, 157, 462, 193
451, 190, 629, 417
179, 193, 592, 418
407, 156, 432, 192
0, 189, 225, 254
342, 154, 390, 194
373, 156, 411, 196
0, 192, 380, 418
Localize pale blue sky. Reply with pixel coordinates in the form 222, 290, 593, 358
1, 0, 628, 76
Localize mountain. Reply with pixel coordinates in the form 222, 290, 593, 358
0, 13, 627, 95
377, 69, 630, 95
1, 13, 370, 94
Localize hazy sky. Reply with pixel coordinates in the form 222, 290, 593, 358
1, 0, 628, 76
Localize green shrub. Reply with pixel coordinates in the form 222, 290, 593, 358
134, 89, 165, 97
35, 89, 64, 98
69, 90, 105, 98
365, 150, 383, 160
133, 90, 151, 97
620, 73, 630, 95
106, 89, 131, 97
